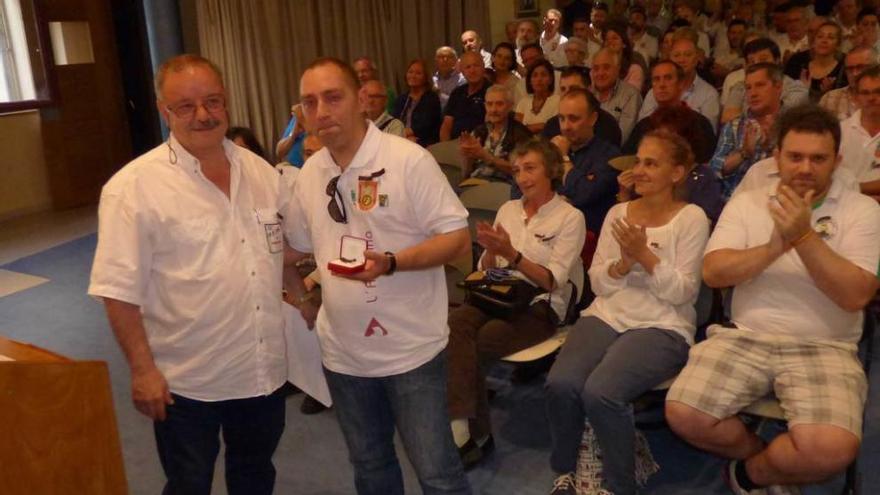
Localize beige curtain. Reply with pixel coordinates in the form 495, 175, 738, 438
196, 0, 490, 162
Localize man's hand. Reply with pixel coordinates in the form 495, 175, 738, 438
299, 299, 319, 330
131, 365, 173, 421
742, 120, 760, 159
334, 250, 392, 282
769, 185, 815, 242
551, 135, 571, 157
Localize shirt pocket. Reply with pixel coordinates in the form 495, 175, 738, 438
167, 217, 224, 278
254, 208, 284, 255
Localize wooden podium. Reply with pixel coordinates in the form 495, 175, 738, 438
0, 336, 127, 494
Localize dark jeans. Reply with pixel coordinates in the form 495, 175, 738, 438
153, 387, 286, 495
324, 350, 471, 495
446, 301, 557, 438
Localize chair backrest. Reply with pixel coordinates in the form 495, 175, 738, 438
459, 182, 511, 211
427, 139, 463, 170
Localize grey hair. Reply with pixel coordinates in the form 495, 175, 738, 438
485, 84, 514, 106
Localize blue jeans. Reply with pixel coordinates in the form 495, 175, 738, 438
546, 317, 689, 495
324, 349, 471, 495
153, 387, 286, 495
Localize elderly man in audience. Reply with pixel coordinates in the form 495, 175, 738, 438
629, 5, 659, 64
625, 60, 717, 164
516, 19, 542, 65
546, 130, 710, 495
441, 51, 489, 141
820, 46, 878, 120
541, 8, 569, 67
353, 56, 395, 112
461, 30, 492, 69
360, 80, 405, 137
543, 66, 624, 148
459, 84, 532, 184
562, 37, 590, 69
434, 46, 466, 111
638, 29, 720, 132
447, 137, 586, 470
840, 65, 880, 201
667, 104, 880, 495
779, 3, 811, 63
710, 63, 785, 201
590, 48, 643, 143
551, 88, 621, 235
572, 16, 603, 68
722, 38, 809, 124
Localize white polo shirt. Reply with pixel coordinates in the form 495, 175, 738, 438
584, 203, 710, 344
733, 157, 859, 198
840, 110, 880, 183
286, 122, 469, 377
89, 136, 289, 401
706, 178, 880, 343
482, 194, 586, 321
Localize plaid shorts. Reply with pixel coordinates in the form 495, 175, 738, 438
667, 326, 867, 438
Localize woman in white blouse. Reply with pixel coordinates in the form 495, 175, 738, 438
515, 60, 560, 134
544, 130, 710, 495
447, 137, 586, 469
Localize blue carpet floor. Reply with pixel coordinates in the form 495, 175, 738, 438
0, 234, 877, 494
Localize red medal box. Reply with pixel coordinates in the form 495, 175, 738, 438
328, 235, 368, 274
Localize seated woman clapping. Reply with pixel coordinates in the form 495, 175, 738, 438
446, 137, 586, 469
545, 130, 710, 495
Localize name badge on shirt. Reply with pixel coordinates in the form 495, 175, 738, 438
264, 223, 283, 253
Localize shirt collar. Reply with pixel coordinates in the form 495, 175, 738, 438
166, 133, 239, 173
518, 193, 564, 219
316, 120, 381, 173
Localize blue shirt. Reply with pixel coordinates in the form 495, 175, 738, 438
282, 117, 306, 167
559, 136, 621, 234
708, 114, 773, 200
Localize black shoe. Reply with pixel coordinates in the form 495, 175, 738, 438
300, 395, 328, 415
478, 434, 495, 456
458, 438, 483, 470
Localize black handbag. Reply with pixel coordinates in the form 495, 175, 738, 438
459, 269, 545, 319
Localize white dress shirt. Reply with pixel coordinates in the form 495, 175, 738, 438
840, 110, 880, 183
89, 136, 289, 401
482, 194, 586, 320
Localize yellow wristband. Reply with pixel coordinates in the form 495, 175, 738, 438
790, 229, 815, 248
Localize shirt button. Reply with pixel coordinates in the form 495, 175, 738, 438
256, 305, 260, 311
251, 271, 255, 276
241, 238, 246, 243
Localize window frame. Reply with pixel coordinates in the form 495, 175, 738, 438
0, 0, 55, 114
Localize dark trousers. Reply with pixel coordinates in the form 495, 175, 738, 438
446, 301, 557, 438
153, 387, 286, 495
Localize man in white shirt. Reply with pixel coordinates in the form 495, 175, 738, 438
540, 8, 569, 67
516, 19, 541, 65
639, 34, 720, 132
779, 3, 811, 62
461, 30, 492, 69
839, 65, 880, 201
288, 57, 472, 494
667, 104, 880, 495
89, 54, 306, 495
628, 5, 658, 64
590, 48, 643, 143
820, 46, 877, 121
360, 79, 405, 137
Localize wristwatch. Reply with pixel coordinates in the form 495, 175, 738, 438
384, 251, 397, 275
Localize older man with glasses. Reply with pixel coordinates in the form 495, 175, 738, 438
285, 56, 472, 494
89, 54, 307, 495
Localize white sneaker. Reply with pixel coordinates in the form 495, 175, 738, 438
723, 460, 768, 495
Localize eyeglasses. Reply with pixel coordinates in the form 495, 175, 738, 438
165, 95, 226, 119
326, 175, 348, 224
